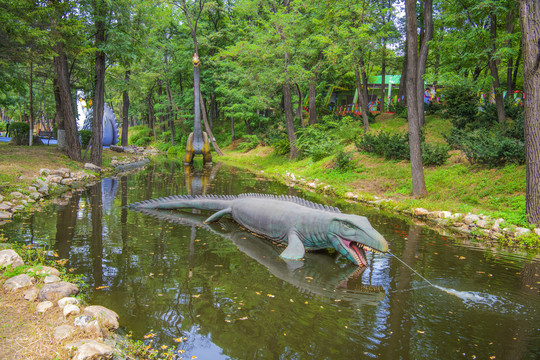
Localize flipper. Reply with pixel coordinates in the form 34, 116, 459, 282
204, 207, 232, 223
279, 229, 305, 260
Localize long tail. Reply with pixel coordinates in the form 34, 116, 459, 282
129, 194, 235, 211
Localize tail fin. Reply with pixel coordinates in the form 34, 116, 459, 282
129, 194, 234, 211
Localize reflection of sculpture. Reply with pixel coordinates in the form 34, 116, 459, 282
129, 194, 388, 267
134, 208, 385, 304
184, 53, 212, 165
101, 178, 119, 213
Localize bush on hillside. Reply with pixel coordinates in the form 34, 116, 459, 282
444, 82, 478, 128
79, 129, 92, 148
237, 134, 260, 152
447, 128, 524, 166
296, 125, 338, 161
356, 130, 449, 166
334, 148, 354, 173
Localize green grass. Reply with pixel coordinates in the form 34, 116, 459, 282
219, 114, 528, 231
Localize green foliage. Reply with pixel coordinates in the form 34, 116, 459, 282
129, 126, 152, 146
334, 148, 354, 173
237, 134, 260, 152
296, 125, 338, 161
356, 131, 409, 160
9, 121, 29, 144
444, 82, 479, 127
421, 143, 451, 166
272, 138, 290, 156
446, 128, 525, 166
357, 130, 449, 166
155, 141, 171, 152
167, 145, 184, 156
78, 130, 92, 149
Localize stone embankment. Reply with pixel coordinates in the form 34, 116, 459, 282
1, 249, 121, 360
281, 171, 540, 242
0, 145, 157, 223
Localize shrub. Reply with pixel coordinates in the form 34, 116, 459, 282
272, 138, 290, 156
9, 122, 29, 144
357, 130, 449, 166
296, 125, 338, 161
421, 143, 451, 166
444, 81, 478, 121
237, 134, 259, 152
129, 126, 152, 145
448, 128, 525, 166
134, 136, 153, 147
78, 130, 93, 149
155, 141, 172, 152
167, 145, 184, 156
334, 148, 354, 172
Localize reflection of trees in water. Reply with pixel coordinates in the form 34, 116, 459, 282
382, 224, 420, 359
54, 192, 80, 260
90, 182, 103, 287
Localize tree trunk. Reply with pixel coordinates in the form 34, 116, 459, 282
489, 12, 506, 125
354, 63, 370, 132
308, 77, 317, 125
199, 88, 224, 155
283, 83, 298, 159
54, 42, 81, 161
294, 83, 304, 128
416, 0, 433, 127
512, 45, 522, 91
398, 40, 408, 102
147, 89, 156, 141
91, 0, 106, 166
519, 0, 540, 225
380, 41, 386, 113
122, 70, 130, 147
29, 58, 34, 146
157, 80, 166, 132
405, 0, 427, 197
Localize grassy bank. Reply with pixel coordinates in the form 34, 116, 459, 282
218, 114, 530, 234
0, 142, 142, 199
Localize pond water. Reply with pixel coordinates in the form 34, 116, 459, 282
2, 158, 540, 359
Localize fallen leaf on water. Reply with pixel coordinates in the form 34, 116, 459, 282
417, 330, 425, 334
237, 317, 248, 320
144, 333, 155, 339
96, 286, 109, 290
174, 338, 183, 343
161, 345, 168, 350
267, 294, 275, 298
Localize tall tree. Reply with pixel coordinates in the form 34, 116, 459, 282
405, 0, 431, 197
91, 0, 107, 166
519, 0, 540, 225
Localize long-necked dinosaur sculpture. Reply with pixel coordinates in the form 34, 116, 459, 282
129, 193, 389, 267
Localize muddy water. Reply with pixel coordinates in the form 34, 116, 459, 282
3, 158, 540, 359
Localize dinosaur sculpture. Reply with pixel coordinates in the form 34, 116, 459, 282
134, 208, 385, 304
184, 53, 212, 165
129, 193, 389, 267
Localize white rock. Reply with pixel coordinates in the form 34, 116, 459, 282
58, 297, 80, 309
60, 178, 73, 186
28, 186, 37, 193
63, 304, 81, 317
413, 208, 429, 216
0, 203, 12, 211
534, 228, 540, 237
67, 339, 114, 360
9, 191, 24, 199
3, 274, 33, 291
39, 168, 51, 176
54, 324, 75, 341
27, 266, 60, 276
438, 211, 452, 219
36, 301, 54, 313
0, 249, 24, 268
476, 219, 489, 229
84, 163, 101, 172
344, 192, 358, 199
46, 175, 63, 184
0, 211, 11, 220
23, 287, 39, 301
491, 218, 505, 231
514, 227, 531, 237
463, 214, 480, 225
84, 305, 119, 329
44, 275, 61, 284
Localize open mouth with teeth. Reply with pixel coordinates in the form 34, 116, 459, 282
340, 239, 369, 267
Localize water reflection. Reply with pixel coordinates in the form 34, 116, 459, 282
2, 159, 540, 359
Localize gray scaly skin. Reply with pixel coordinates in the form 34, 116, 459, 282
129, 194, 389, 267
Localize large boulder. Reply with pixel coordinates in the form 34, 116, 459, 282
83, 305, 119, 330
0, 249, 24, 268
3, 274, 33, 291
38, 281, 79, 302
66, 339, 114, 360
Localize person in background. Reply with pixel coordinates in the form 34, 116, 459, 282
424, 88, 431, 105
5, 119, 10, 137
